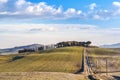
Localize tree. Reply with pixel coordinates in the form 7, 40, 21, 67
86, 41, 92, 47
56, 41, 92, 48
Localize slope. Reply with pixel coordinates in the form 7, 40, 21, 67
0, 47, 83, 73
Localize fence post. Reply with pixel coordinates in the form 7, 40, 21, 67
96, 59, 98, 73
106, 58, 108, 75
100, 58, 101, 74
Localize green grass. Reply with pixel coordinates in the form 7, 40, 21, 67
0, 47, 83, 73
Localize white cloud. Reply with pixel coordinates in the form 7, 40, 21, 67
16, 0, 26, 6
0, 11, 8, 14
89, 3, 97, 10
0, 11, 20, 15
0, 24, 117, 34
113, 10, 120, 15
93, 15, 101, 19
56, 6, 63, 14
0, 0, 83, 19
0, 0, 8, 3
0, 24, 120, 48
64, 8, 76, 18
92, 14, 107, 20
113, 1, 120, 7
25, 2, 62, 16
77, 10, 82, 15
111, 28, 120, 30
0, 0, 120, 20
90, 9, 111, 20
64, 8, 82, 18
65, 8, 76, 15
65, 24, 97, 30
2, 24, 120, 35
17, 2, 63, 19
29, 27, 58, 32
0, 24, 97, 34
112, 1, 120, 15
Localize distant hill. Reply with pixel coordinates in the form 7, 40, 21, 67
0, 44, 44, 54
101, 43, 120, 48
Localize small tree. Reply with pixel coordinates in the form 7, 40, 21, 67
86, 41, 92, 47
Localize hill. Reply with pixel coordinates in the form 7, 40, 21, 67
0, 44, 44, 54
0, 47, 83, 73
101, 43, 120, 48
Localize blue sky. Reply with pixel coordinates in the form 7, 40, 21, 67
0, 0, 120, 48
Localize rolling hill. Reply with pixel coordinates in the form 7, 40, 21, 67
101, 43, 120, 48
0, 44, 44, 54
0, 47, 83, 73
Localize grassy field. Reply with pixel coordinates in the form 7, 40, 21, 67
87, 48, 120, 56
87, 48, 120, 73
0, 72, 87, 80
0, 47, 83, 73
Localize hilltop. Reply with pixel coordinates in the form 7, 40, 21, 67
0, 41, 91, 55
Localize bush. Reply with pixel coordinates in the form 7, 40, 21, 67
12, 56, 24, 61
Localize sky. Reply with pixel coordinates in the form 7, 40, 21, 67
0, 0, 120, 48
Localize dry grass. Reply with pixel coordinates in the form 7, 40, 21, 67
0, 72, 87, 80
0, 47, 87, 80
0, 47, 83, 73
87, 48, 120, 73
87, 48, 120, 56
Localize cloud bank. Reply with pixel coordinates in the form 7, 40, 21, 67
0, 0, 120, 20
0, 24, 119, 36
0, 24, 119, 48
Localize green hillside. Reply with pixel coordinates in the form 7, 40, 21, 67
0, 47, 83, 73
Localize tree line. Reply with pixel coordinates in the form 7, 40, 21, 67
18, 41, 92, 53
56, 41, 91, 48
